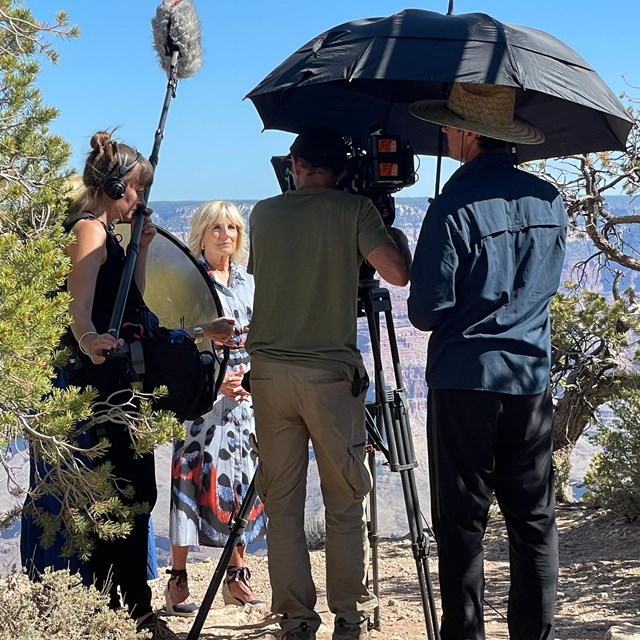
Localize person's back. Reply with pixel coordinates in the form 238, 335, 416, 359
409, 153, 566, 393
248, 187, 389, 372
247, 127, 410, 640
408, 83, 565, 640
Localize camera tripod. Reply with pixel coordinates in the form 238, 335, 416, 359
358, 281, 440, 640
185, 282, 440, 640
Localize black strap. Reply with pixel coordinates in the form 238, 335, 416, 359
63, 211, 101, 233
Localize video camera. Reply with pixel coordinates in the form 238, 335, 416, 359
271, 133, 416, 227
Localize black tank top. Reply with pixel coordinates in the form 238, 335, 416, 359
62, 212, 147, 397
63, 212, 147, 335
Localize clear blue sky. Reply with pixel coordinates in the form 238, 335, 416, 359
28, 0, 639, 201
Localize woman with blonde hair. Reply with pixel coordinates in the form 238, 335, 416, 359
166, 200, 266, 616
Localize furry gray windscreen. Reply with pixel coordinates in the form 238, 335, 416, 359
151, 0, 203, 79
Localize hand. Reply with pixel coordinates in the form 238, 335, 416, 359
139, 212, 157, 250
82, 332, 123, 365
219, 366, 250, 403
204, 317, 236, 345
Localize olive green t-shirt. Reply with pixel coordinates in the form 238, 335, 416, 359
246, 187, 392, 372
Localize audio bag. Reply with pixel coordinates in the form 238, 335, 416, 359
120, 305, 216, 423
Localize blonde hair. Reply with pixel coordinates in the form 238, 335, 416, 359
72, 130, 154, 213
187, 200, 247, 265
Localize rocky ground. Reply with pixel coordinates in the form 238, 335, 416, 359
149, 503, 640, 639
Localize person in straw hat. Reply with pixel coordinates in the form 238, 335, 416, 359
407, 83, 566, 640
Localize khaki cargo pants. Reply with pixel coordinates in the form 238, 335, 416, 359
250, 360, 377, 633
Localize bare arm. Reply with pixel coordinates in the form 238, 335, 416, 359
366, 227, 412, 286
185, 317, 237, 345
133, 212, 157, 295
66, 218, 121, 364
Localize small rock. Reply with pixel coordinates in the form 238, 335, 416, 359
604, 622, 640, 640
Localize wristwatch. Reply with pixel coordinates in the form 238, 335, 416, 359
193, 325, 204, 344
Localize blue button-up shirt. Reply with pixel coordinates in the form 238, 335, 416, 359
408, 153, 567, 395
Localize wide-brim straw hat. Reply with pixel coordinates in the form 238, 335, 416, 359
409, 83, 544, 145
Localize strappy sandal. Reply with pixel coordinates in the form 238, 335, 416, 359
221, 565, 264, 606
164, 568, 199, 617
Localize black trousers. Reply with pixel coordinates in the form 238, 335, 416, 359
427, 388, 558, 640
89, 421, 157, 618
69, 360, 157, 620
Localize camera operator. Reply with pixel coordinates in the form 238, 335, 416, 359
408, 83, 566, 640
246, 126, 411, 640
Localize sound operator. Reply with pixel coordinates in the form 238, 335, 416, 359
21, 131, 235, 640
246, 127, 411, 640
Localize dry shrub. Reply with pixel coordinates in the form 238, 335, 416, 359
305, 515, 326, 550
0, 569, 140, 640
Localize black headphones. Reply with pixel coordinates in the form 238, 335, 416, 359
103, 142, 141, 200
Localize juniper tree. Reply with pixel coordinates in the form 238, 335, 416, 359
549, 284, 640, 498
583, 389, 640, 518
0, 1, 180, 560
529, 99, 640, 498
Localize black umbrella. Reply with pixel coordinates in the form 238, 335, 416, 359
246, 9, 632, 162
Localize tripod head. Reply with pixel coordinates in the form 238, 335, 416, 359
357, 278, 380, 317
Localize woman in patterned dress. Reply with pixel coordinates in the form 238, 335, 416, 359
166, 201, 266, 616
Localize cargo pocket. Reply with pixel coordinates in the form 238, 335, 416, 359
254, 459, 269, 503
344, 441, 373, 499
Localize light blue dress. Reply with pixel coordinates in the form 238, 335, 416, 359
169, 262, 266, 547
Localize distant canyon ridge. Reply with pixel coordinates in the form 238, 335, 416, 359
2, 194, 631, 572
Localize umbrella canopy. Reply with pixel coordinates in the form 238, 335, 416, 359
246, 9, 632, 162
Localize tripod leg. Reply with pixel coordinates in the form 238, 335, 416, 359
359, 284, 440, 640
185, 475, 258, 640
366, 444, 381, 631
390, 412, 440, 640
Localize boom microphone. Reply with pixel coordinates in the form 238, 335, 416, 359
151, 0, 203, 79
109, 1, 205, 346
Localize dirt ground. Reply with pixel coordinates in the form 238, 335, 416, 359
150, 503, 640, 640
